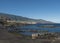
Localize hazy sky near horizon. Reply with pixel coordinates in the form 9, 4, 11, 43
0, 0, 60, 23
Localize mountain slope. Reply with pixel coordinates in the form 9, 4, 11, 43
0, 13, 53, 23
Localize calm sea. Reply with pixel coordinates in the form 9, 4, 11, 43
19, 24, 60, 36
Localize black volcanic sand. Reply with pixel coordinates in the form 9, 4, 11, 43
0, 28, 60, 43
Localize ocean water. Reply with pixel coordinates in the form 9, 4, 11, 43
8, 24, 60, 36
19, 24, 60, 36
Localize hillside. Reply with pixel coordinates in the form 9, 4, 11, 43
0, 13, 53, 23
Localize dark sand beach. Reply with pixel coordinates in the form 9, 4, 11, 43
0, 28, 60, 43
0, 28, 51, 43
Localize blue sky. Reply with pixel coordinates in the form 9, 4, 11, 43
0, 0, 60, 23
